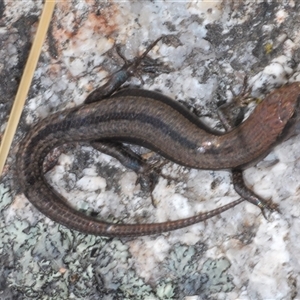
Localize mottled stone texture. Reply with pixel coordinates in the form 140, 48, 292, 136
1, 1, 300, 299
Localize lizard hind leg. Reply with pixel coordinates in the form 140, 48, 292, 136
84, 37, 166, 104
89, 140, 162, 207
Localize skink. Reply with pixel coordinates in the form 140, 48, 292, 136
16, 78, 300, 236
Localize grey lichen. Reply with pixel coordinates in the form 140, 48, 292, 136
0, 182, 235, 299
0, 183, 11, 208
200, 257, 235, 294
166, 243, 198, 276
156, 280, 176, 299
94, 240, 154, 298
156, 243, 235, 298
